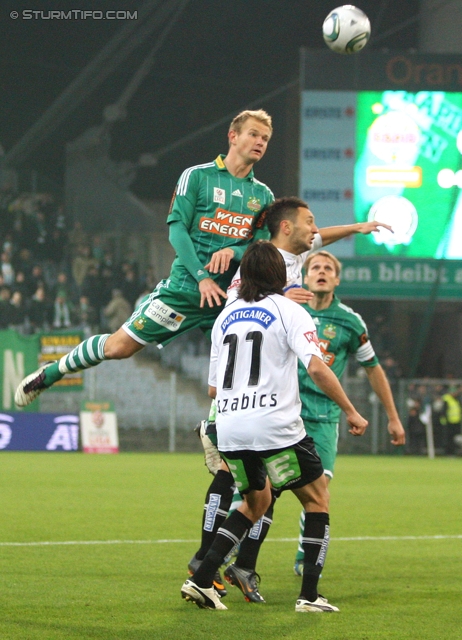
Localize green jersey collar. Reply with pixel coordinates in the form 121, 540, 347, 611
215, 155, 255, 180
311, 293, 340, 313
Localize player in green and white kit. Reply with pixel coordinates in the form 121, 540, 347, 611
299, 279, 379, 481
124, 151, 273, 346
14, 110, 274, 407
293, 250, 405, 574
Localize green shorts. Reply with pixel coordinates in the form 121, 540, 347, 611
303, 420, 339, 479
123, 279, 220, 347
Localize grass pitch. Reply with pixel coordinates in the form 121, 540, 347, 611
0, 452, 461, 639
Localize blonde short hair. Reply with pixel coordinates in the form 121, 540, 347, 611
304, 250, 342, 277
229, 109, 273, 135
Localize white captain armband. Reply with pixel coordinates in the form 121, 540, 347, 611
355, 340, 376, 362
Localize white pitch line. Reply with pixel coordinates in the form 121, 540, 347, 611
0, 534, 461, 548
0, 539, 195, 547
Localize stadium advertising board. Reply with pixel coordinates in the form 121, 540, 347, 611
0, 412, 79, 451
39, 332, 84, 390
80, 401, 119, 454
337, 258, 462, 299
0, 330, 40, 412
301, 51, 462, 93
300, 51, 462, 289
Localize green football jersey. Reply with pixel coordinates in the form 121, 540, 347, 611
299, 295, 379, 423
167, 155, 273, 292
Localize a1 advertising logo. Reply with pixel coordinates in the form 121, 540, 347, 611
0, 413, 79, 451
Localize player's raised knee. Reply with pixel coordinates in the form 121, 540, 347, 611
103, 330, 143, 359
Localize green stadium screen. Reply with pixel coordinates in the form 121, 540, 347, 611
300, 90, 462, 259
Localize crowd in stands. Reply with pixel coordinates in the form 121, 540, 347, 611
405, 380, 462, 456
1, 188, 405, 364
0, 189, 153, 336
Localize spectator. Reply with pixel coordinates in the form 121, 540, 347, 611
72, 295, 98, 332
28, 264, 47, 297
52, 272, 75, 329
103, 288, 132, 333
101, 250, 115, 272
12, 270, 30, 297
13, 248, 34, 280
100, 265, 116, 315
1, 251, 15, 286
28, 285, 51, 332
80, 265, 104, 315
9, 290, 28, 330
2, 232, 15, 256
0, 285, 13, 328
406, 401, 426, 455
72, 244, 98, 291
436, 386, 462, 455
0, 188, 16, 236
67, 221, 88, 256
91, 235, 105, 263
430, 384, 446, 451
120, 266, 139, 307
31, 210, 49, 261
53, 295, 72, 328
47, 227, 67, 274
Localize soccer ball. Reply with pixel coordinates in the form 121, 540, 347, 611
322, 5, 371, 54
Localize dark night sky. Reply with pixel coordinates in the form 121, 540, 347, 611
0, 0, 420, 200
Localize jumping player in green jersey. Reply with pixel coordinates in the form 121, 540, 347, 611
293, 249, 405, 575
14, 109, 275, 407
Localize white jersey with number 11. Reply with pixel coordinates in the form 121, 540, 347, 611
209, 293, 322, 452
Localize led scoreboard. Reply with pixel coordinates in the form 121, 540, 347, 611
300, 51, 462, 260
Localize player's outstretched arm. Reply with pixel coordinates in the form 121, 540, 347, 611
365, 365, 406, 445
307, 355, 368, 436
319, 221, 393, 247
356, 221, 393, 234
